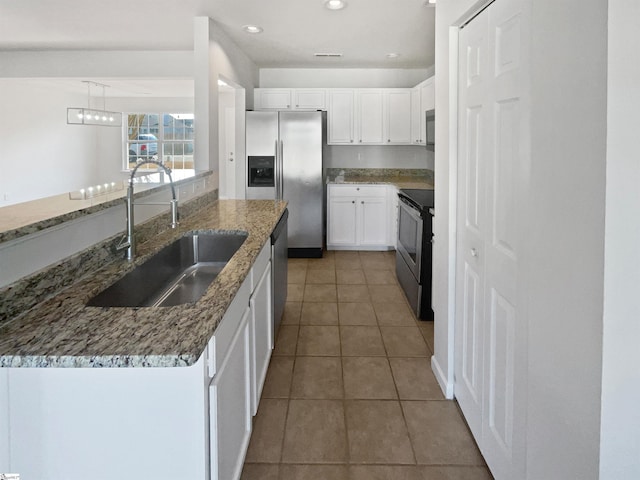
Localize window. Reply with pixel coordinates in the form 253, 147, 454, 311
125, 113, 194, 171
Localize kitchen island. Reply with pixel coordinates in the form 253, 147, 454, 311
0, 198, 288, 480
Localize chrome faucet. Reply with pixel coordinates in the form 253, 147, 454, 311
117, 160, 179, 262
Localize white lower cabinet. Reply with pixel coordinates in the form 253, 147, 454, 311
1, 239, 275, 480
210, 305, 252, 480
327, 184, 394, 250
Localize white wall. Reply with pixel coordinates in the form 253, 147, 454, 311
0, 80, 100, 206
326, 145, 433, 170
259, 67, 434, 88
600, 1, 640, 477
526, 1, 606, 477
193, 17, 259, 188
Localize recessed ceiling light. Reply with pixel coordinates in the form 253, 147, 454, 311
386, 53, 401, 59
325, 0, 347, 10
242, 25, 263, 34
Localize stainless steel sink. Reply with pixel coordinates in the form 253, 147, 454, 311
88, 231, 248, 308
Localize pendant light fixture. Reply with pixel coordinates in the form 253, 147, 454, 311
67, 81, 122, 127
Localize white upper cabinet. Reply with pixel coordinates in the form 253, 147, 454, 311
328, 90, 356, 144
386, 89, 412, 144
411, 76, 435, 146
255, 89, 292, 110
254, 88, 326, 111
357, 90, 385, 144
293, 89, 327, 110
256, 81, 433, 146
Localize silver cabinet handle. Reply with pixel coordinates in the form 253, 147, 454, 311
471, 248, 478, 257
361, 201, 364, 204
351, 200, 355, 204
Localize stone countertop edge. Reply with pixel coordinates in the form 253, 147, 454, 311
0, 199, 288, 369
327, 176, 434, 190
0, 170, 213, 245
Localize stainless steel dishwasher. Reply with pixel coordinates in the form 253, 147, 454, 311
271, 209, 288, 337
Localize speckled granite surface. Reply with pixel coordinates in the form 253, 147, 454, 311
0, 170, 212, 244
326, 168, 434, 189
0, 199, 287, 368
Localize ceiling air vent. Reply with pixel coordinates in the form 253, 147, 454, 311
314, 53, 343, 58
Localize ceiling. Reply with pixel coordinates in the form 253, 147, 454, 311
0, 0, 435, 69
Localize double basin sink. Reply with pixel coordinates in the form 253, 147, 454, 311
88, 231, 248, 308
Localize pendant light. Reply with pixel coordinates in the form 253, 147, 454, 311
67, 81, 123, 127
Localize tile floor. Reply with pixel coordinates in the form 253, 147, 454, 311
241, 250, 493, 480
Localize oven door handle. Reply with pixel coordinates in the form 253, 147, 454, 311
399, 196, 422, 222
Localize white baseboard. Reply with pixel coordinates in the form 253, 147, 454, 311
431, 355, 454, 399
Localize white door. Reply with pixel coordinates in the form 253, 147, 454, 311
386, 90, 412, 144
455, 7, 489, 442
328, 90, 355, 144
328, 196, 358, 246
455, 1, 528, 478
359, 196, 388, 247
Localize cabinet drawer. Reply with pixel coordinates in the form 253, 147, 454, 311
329, 184, 387, 197
208, 276, 251, 378
251, 240, 271, 292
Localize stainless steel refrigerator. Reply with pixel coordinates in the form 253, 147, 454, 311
246, 111, 325, 257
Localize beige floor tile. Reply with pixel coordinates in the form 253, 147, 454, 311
305, 268, 336, 284
244, 399, 289, 463
350, 465, 424, 480
334, 257, 363, 269
368, 284, 407, 303
290, 356, 343, 399
334, 250, 361, 260
337, 284, 371, 302
288, 266, 307, 284
240, 464, 280, 480
288, 284, 305, 302
380, 326, 429, 357
281, 399, 348, 463
308, 255, 336, 269
336, 269, 366, 284
418, 321, 435, 352
360, 252, 391, 270
273, 325, 299, 356
345, 400, 415, 464
374, 302, 417, 326
304, 284, 337, 302
340, 325, 386, 356
297, 325, 341, 356
280, 464, 349, 480
338, 302, 377, 326
402, 401, 485, 465
261, 356, 294, 398
364, 268, 398, 285
281, 302, 302, 325
288, 258, 309, 267
343, 357, 397, 399
420, 466, 494, 480
389, 358, 445, 400
300, 302, 339, 325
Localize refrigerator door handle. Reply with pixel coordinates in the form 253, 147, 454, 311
274, 139, 280, 199
279, 140, 284, 200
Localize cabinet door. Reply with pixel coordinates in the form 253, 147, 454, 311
250, 261, 272, 416
411, 87, 423, 145
359, 196, 388, 246
328, 195, 358, 246
294, 89, 326, 110
357, 90, 384, 144
210, 306, 252, 480
421, 78, 435, 112
386, 90, 412, 144
328, 90, 355, 144
258, 89, 292, 110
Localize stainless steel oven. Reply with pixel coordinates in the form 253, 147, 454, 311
396, 189, 434, 320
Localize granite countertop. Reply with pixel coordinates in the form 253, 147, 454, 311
0, 170, 211, 244
0, 199, 287, 369
326, 168, 434, 190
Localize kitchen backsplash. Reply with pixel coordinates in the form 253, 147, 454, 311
326, 168, 434, 182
